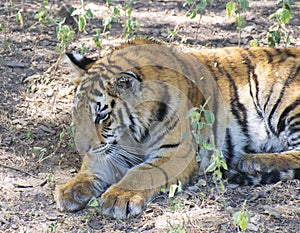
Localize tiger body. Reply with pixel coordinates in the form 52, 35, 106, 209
55, 39, 300, 219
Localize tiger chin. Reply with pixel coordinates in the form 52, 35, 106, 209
54, 39, 300, 219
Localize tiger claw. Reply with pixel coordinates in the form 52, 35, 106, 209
101, 186, 145, 219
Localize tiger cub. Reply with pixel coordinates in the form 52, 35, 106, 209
55, 39, 300, 219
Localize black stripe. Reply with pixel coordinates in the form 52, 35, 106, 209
159, 143, 180, 150
155, 102, 168, 122
263, 49, 274, 63
111, 99, 116, 108
224, 128, 234, 164
241, 52, 263, 119
295, 168, 300, 179
90, 88, 103, 97
288, 127, 300, 136
285, 49, 297, 58
269, 66, 300, 135
276, 98, 300, 135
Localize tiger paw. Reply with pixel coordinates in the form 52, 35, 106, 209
101, 186, 146, 219
54, 177, 96, 212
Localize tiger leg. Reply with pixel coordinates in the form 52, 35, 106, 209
54, 156, 110, 212
234, 151, 300, 184
101, 144, 198, 219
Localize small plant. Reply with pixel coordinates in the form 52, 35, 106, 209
26, 130, 34, 140
47, 173, 56, 188
268, 0, 295, 47
184, 0, 213, 19
55, 19, 75, 54
33, 146, 47, 162
122, 0, 140, 39
46, 221, 57, 233
34, 0, 52, 23
80, 43, 90, 54
186, 98, 228, 194
184, 0, 213, 40
15, 8, 24, 28
170, 197, 184, 212
71, 0, 94, 33
226, 0, 250, 46
234, 200, 251, 231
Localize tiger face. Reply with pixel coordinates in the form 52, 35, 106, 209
55, 39, 300, 219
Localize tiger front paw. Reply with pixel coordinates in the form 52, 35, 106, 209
54, 175, 98, 212
101, 185, 146, 219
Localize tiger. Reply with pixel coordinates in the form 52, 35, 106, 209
55, 38, 300, 219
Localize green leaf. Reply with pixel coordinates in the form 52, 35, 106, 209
78, 15, 86, 32
113, 7, 120, 16
233, 211, 241, 224
102, 17, 111, 27
33, 146, 42, 151
202, 143, 215, 150
226, 1, 235, 17
197, 0, 207, 10
240, 0, 250, 10
206, 160, 217, 172
190, 8, 198, 19
34, 10, 45, 20
204, 109, 215, 125
87, 197, 99, 207
86, 9, 94, 18
280, 8, 293, 24
239, 214, 249, 230
220, 159, 228, 170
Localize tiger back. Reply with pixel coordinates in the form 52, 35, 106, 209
55, 39, 300, 219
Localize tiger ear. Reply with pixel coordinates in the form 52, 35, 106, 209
63, 53, 96, 86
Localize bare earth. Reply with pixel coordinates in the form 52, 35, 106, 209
0, 0, 299, 232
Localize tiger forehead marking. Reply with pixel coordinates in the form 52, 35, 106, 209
55, 39, 300, 219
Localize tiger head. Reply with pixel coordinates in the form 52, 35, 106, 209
65, 52, 152, 170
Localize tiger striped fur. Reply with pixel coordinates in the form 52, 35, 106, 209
55, 39, 300, 219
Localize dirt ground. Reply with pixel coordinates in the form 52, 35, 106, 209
0, 0, 300, 232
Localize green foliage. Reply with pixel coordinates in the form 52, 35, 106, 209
55, 19, 75, 53
68, 123, 76, 148
184, 0, 213, 19
268, 0, 295, 47
233, 200, 251, 231
80, 43, 90, 54
226, 0, 250, 46
15, 9, 24, 27
183, 0, 212, 41
187, 98, 227, 193
46, 221, 57, 233
34, 0, 52, 23
71, 0, 94, 33
123, 0, 140, 39
33, 146, 47, 162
